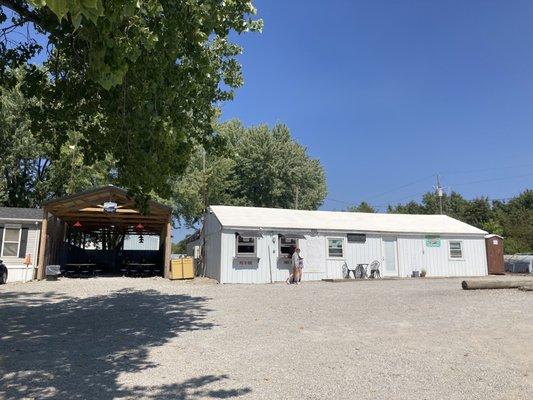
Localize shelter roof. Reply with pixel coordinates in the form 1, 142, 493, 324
43, 185, 171, 234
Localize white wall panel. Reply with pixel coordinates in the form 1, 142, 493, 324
211, 225, 488, 283
397, 235, 487, 277
3, 226, 40, 283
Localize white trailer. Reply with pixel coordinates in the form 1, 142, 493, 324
0, 207, 43, 283
201, 206, 488, 284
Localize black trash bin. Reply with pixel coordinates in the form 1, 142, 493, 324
46, 265, 61, 281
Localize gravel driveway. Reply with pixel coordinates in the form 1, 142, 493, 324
1, 276, 532, 400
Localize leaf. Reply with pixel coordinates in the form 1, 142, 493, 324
45, 0, 69, 20
71, 13, 83, 29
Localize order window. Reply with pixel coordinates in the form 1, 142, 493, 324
279, 237, 298, 256
236, 235, 256, 256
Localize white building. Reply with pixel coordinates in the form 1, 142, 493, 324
0, 207, 42, 283
202, 206, 489, 284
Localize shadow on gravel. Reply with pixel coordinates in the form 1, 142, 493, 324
0, 289, 250, 399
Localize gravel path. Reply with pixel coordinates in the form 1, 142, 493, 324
1, 276, 532, 400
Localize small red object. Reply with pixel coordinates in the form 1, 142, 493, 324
135, 223, 144, 231
73, 221, 82, 228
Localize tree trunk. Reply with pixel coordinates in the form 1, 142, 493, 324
461, 279, 533, 290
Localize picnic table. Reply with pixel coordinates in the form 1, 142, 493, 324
64, 263, 98, 277
123, 262, 158, 277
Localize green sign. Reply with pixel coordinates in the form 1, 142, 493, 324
425, 235, 441, 247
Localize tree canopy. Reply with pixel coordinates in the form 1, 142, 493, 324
387, 190, 533, 253
346, 201, 376, 213
0, 68, 113, 207
173, 119, 328, 226
1, 1, 261, 200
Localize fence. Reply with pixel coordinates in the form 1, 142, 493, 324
504, 254, 533, 273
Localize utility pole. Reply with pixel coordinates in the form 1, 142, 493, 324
436, 174, 443, 214
202, 147, 208, 212
200, 147, 208, 277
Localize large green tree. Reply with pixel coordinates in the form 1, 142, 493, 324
173, 119, 328, 226
1, 1, 261, 200
0, 68, 114, 207
387, 189, 533, 253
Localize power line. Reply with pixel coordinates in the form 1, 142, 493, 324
325, 170, 532, 210
448, 172, 533, 187
441, 162, 533, 176
363, 174, 435, 200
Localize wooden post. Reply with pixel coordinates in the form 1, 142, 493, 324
36, 209, 49, 280
164, 217, 172, 279
462, 279, 533, 290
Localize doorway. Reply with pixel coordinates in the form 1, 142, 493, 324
382, 237, 398, 276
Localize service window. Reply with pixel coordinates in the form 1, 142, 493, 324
279, 237, 298, 257
449, 241, 463, 259
236, 235, 256, 256
2, 227, 21, 257
327, 238, 344, 258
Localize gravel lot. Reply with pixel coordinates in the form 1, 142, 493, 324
1, 276, 532, 400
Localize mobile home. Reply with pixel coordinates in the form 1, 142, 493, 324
0, 207, 42, 283
202, 206, 488, 284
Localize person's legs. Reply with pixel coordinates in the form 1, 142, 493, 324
292, 266, 300, 283
297, 267, 303, 283
286, 271, 293, 284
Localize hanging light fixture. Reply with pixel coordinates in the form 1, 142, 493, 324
103, 201, 118, 213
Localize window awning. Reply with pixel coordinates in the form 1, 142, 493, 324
235, 230, 263, 238
279, 233, 306, 240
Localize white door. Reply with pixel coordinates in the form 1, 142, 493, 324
382, 237, 398, 276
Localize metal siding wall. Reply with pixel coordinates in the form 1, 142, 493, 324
270, 234, 288, 283
123, 235, 160, 250
325, 233, 382, 279
299, 235, 326, 281
216, 228, 488, 283
397, 235, 487, 277
220, 230, 272, 284
204, 213, 222, 282
345, 234, 383, 269
4, 226, 39, 283
265, 234, 327, 282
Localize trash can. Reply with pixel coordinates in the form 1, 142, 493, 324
45, 265, 61, 281
170, 258, 195, 280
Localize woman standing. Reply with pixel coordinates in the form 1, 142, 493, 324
291, 247, 302, 284
297, 250, 304, 283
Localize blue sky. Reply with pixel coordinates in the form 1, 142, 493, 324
219, 0, 533, 208
184, 0, 533, 240
3, 2, 532, 242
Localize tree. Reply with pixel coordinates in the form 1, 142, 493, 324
171, 241, 187, 255
346, 202, 375, 213
386, 189, 533, 254
492, 190, 533, 253
1, 1, 262, 200
173, 120, 327, 226
387, 201, 425, 214
0, 68, 114, 206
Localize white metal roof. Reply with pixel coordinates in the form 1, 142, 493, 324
209, 205, 488, 236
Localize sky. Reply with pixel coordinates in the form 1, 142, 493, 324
218, 0, 533, 209
185, 0, 533, 240
3, 1, 533, 242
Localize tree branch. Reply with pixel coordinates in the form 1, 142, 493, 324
1, 1, 42, 26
